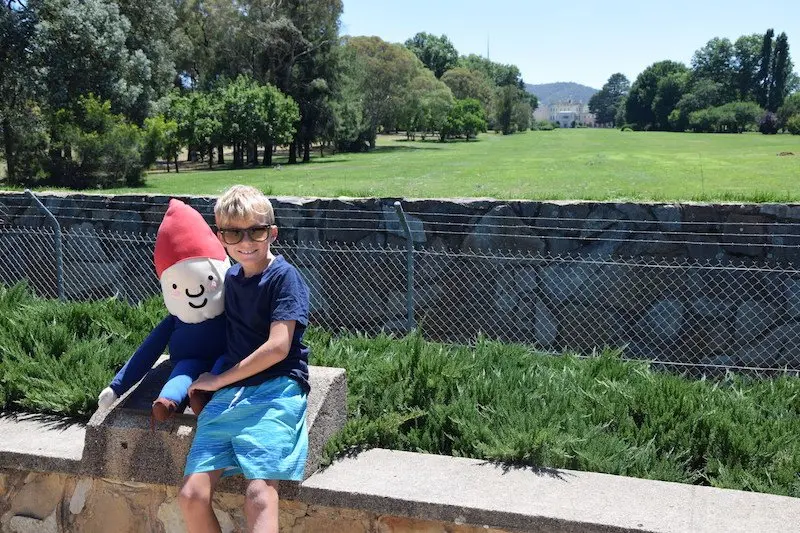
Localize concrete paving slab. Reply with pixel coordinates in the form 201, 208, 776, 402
300, 448, 800, 533
0, 412, 84, 474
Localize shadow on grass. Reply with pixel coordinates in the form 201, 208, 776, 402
322, 445, 573, 481
373, 143, 442, 152
393, 137, 481, 145
476, 460, 573, 481
1, 409, 87, 430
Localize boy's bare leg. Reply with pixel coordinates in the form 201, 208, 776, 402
244, 479, 280, 533
179, 470, 225, 533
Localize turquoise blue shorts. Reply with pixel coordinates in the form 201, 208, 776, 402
184, 376, 308, 480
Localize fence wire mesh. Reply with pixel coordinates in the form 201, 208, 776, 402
2, 192, 800, 378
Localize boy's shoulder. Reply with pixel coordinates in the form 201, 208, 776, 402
267, 256, 305, 285
224, 256, 301, 285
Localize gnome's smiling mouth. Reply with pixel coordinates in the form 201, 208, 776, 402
188, 299, 208, 309
186, 286, 207, 308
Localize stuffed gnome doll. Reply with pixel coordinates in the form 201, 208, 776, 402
97, 199, 230, 421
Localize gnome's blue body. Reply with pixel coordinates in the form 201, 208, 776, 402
98, 199, 230, 419
108, 313, 226, 405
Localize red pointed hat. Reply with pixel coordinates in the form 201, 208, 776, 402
154, 199, 226, 279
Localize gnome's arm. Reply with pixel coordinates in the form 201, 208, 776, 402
108, 315, 175, 397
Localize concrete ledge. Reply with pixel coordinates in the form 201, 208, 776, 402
299, 448, 800, 533
82, 363, 346, 493
0, 413, 85, 475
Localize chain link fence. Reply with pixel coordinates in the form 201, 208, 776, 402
2, 191, 799, 378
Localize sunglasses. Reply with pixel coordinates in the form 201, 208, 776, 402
217, 225, 272, 245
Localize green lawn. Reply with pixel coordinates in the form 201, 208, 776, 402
90, 128, 800, 202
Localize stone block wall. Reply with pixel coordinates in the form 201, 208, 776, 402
0, 470, 517, 533
2, 193, 800, 372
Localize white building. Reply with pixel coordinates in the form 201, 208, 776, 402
538, 101, 596, 127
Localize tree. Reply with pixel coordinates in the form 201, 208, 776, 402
143, 115, 180, 172
441, 98, 486, 141
512, 100, 532, 132
273, 0, 342, 163
691, 37, 736, 101
397, 69, 454, 139
50, 94, 145, 188
688, 101, 762, 133
652, 71, 688, 130
343, 36, 423, 148
0, 0, 42, 184
171, 0, 245, 88
494, 85, 517, 134
404, 32, 458, 79
787, 114, 800, 135
589, 73, 629, 126
33, 0, 150, 116
256, 83, 299, 166
165, 91, 223, 169
669, 79, 725, 131
458, 54, 524, 88
733, 34, 763, 101
768, 32, 791, 111
777, 92, 800, 129
115, 0, 178, 123
625, 60, 688, 130
440, 67, 494, 117
327, 44, 370, 152
218, 76, 262, 167
755, 29, 774, 108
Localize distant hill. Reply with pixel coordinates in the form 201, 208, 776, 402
526, 82, 599, 106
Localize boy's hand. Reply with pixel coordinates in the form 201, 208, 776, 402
189, 372, 221, 394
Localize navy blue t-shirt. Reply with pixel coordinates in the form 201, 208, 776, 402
220, 255, 310, 391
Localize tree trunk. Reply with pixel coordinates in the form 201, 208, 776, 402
217, 144, 224, 164
303, 140, 310, 163
262, 142, 273, 166
174, 155, 179, 173
208, 146, 214, 169
166, 156, 170, 173
288, 141, 297, 164
2, 118, 16, 183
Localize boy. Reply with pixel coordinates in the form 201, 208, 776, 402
179, 185, 310, 533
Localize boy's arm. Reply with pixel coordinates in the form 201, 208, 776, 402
189, 319, 295, 393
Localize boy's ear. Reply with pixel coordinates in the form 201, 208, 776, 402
270, 225, 278, 243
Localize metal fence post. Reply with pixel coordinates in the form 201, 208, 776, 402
24, 189, 64, 300
393, 201, 416, 331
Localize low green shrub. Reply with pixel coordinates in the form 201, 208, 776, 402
308, 329, 800, 498
1, 284, 798, 497
0, 283, 162, 417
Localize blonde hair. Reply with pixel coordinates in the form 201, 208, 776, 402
214, 185, 274, 227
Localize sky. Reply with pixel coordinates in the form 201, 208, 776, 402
339, 0, 800, 90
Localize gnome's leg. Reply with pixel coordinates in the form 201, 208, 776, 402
153, 357, 211, 421
160, 357, 210, 403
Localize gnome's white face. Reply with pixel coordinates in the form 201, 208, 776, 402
160, 257, 231, 323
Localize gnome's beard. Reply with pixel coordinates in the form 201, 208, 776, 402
160, 257, 231, 323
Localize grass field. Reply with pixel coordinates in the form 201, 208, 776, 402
92, 128, 800, 202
